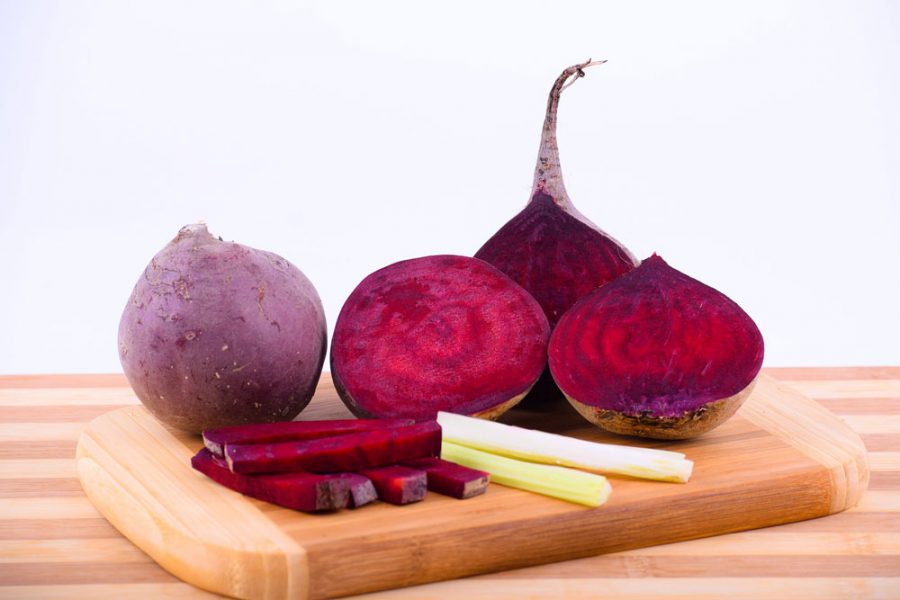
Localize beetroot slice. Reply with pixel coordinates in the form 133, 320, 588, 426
548, 254, 764, 439
334, 473, 378, 508
224, 421, 442, 475
359, 466, 427, 505
404, 457, 490, 499
330, 255, 550, 420
190, 448, 349, 512
202, 418, 414, 457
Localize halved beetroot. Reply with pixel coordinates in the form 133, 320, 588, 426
202, 418, 414, 457
224, 421, 442, 474
548, 255, 764, 439
330, 255, 550, 420
190, 448, 349, 512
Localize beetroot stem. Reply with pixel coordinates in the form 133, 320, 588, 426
533, 58, 607, 204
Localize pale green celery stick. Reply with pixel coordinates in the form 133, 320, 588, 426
441, 441, 611, 507
437, 411, 693, 483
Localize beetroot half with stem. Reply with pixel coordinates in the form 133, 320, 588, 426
330, 255, 550, 420
548, 255, 764, 440
475, 60, 637, 328
475, 60, 638, 407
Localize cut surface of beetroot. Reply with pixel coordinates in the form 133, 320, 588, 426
224, 421, 442, 474
549, 254, 764, 439
202, 418, 414, 457
360, 466, 427, 505
190, 448, 349, 512
405, 457, 490, 499
330, 255, 550, 420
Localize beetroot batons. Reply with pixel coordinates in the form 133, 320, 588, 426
330, 255, 550, 420
548, 255, 764, 439
475, 60, 637, 328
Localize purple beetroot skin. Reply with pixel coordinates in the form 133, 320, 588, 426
330, 255, 550, 421
548, 255, 764, 440
118, 224, 327, 433
475, 60, 638, 407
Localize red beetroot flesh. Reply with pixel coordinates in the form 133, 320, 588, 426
225, 421, 442, 475
330, 255, 550, 420
334, 473, 378, 508
203, 418, 414, 457
549, 254, 764, 421
405, 457, 490, 499
190, 448, 349, 512
359, 466, 427, 505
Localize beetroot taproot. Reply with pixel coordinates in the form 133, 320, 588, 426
224, 421, 442, 474
202, 418, 414, 457
548, 254, 764, 439
118, 224, 326, 433
330, 255, 550, 420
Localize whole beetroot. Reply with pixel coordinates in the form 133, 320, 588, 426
118, 224, 326, 433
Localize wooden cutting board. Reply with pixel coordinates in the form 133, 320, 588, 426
75, 374, 868, 600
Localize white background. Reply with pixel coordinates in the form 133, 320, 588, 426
1, 0, 898, 374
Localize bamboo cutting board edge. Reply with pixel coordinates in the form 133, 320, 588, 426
75, 374, 869, 600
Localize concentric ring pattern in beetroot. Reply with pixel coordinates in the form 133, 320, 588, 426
549, 254, 764, 419
331, 255, 551, 420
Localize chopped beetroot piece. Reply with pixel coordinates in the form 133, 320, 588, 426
360, 466, 427, 505
330, 255, 550, 420
225, 421, 442, 475
202, 418, 415, 457
549, 254, 765, 439
405, 457, 490, 499
190, 448, 349, 512
334, 473, 378, 508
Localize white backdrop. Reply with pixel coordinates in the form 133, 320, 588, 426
1, 0, 898, 374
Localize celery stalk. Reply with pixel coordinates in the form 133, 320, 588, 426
437, 411, 693, 483
440, 441, 612, 507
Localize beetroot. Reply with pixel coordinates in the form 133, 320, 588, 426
202, 418, 414, 457
330, 255, 550, 420
190, 448, 349, 512
475, 60, 637, 328
360, 466, 428, 505
548, 254, 764, 439
474, 61, 638, 408
404, 457, 490, 499
334, 473, 378, 508
224, 421, 442, 474
118, 224, 326, 433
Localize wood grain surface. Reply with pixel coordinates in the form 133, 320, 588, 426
2, 368, 899, 599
